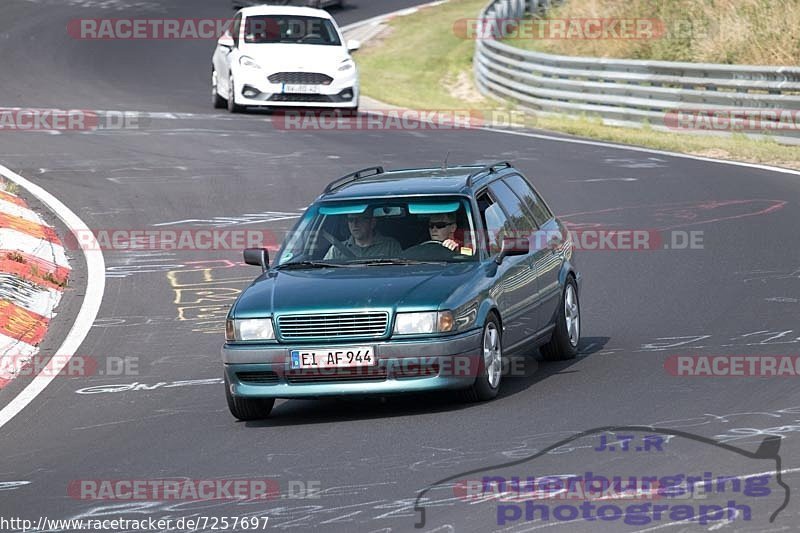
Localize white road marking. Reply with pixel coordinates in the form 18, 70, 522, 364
0, 164, 105, 430
0, 481, 30, 491
477, 126, 800, 177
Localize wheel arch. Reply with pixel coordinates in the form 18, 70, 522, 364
476, 299, 502, 333
558, 259, 580, 292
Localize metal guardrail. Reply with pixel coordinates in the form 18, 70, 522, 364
474, 0, 800, 143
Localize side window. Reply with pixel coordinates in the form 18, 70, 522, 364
488, 180, 537, 233
232, 14, 242, 47
476, 191, 513, 256
503, 174, 553, 228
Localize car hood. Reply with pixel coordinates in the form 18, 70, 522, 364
240, 44, 349, 74
233, 263, 480, 318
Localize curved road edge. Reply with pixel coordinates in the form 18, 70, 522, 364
0, 164, 105, 430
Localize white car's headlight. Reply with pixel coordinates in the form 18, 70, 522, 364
393, 311, 454, 335
226, 318, 275, 341
338, 60, 354, 72
239, 55, 261, 70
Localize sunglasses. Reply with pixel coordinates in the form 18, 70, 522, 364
429, 221, 454, 229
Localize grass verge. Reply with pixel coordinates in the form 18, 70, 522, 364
507, 0, 800, 66
356, 0, 800, 170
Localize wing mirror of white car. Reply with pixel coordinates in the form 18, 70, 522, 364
218, 31, 235, 49
346, 39, 361, 52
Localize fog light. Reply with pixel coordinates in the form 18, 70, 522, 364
339, 89, 354, 101
242, 86, 260, 98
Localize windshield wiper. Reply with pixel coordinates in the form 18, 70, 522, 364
275, 261, 346, 270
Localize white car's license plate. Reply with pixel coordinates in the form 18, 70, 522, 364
290, 347, 375, 369
283, 84, 320, 94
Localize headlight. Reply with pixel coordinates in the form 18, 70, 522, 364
338, 60, 354, 72
239, 55, 261, 70
226, 318, 275, 341
393, 311, 454, 335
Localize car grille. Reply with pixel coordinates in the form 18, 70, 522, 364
267, 94, 334, 103
236, 371, 279, 385
277, 312, 389, 339
268, 72, 333, 85
286, 367, 387, 384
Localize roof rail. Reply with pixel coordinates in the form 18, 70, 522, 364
465, 161, 512, 187
324, 166, 385, 193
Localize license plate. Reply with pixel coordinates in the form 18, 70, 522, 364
290, 347, 375, 369
283, 84, 320, 94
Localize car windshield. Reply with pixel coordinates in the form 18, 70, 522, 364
275, 196, 480, 267
244, 15, 341, 46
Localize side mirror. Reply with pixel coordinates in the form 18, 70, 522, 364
347, 39, 361, 52
244, 248, 269, 272
217, 31, 235, 49
495, 237, 528, 265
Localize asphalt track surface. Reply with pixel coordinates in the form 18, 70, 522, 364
1, 0, 799, 532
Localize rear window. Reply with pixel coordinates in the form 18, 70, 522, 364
487, 180, 537, 232
503, 174, 553, 227
243, 15, 341, 46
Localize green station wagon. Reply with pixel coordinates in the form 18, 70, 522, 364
222, 162, 581, 420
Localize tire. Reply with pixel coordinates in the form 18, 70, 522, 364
212, 68, 226, 109
227, 76, 244, 113
224, 374, 275, 420
461, 314, 503, 402
541, 277, 580, 361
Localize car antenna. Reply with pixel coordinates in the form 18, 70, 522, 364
442, 151, 451, 170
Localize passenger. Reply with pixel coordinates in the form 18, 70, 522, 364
324, 212, 402, 260
428, 212, 461, 251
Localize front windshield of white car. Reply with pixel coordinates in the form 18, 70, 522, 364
275, 197, 480, 267
244, 16, 342, 46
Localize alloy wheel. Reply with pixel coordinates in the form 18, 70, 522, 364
483, 322, 502, 388
565, 283, 580, 347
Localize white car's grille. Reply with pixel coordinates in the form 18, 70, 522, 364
277, 312, 388, 339
268, 72, 333, 85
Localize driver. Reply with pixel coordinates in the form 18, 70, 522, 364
324, 212, 402, 260
427, 212, 461, 251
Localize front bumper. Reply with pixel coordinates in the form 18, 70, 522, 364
222, 329, 482, 398
235, 71, 359, 108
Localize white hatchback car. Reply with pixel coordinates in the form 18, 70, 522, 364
212, 6, 360, 112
